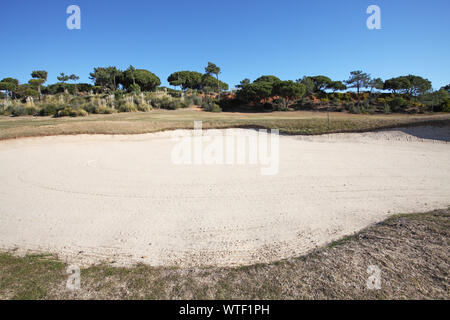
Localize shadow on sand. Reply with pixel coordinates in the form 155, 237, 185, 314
393, 124, 450, 143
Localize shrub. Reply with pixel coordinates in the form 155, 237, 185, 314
8, 105, 27, 116
419, 90, 449, 112
95, 105, 116, 114
201, 98, 221, 112
168, 100, 187, 110
82, 103, 116, 114
134, 95, 152, 112
128, 83, 141, 94
344, 102, 361, 114
334, 92, 353, 102
151, 96, 170, 109
389, 97, 408, 112
272, 98, 288, 111
376, 97, 386, 105
55, 107, 88, 117
191, 95, 203, 106
92, 86, 103, 94
75, 108, 88, 117
82, 103, 96, 114
136, 103, 152, 112
183, 94, 203, 107
68, 96, 86, 106
331, 98, 340, 106
25, 106, 38, 115
38, 103, 60, 116
151, 96, 186, 110
442, 99, 450, 112
116, 96, 137, 112
118, 103, 138, 113
297, 97, 314, 110
363, 100, 370, 110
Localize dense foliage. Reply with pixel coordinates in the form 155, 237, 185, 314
0, 64, 448, 116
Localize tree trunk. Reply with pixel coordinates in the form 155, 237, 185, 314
357, 84, 360, 106
216, 74, 220, 96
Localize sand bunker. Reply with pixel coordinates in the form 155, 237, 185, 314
0, 126, 449, 267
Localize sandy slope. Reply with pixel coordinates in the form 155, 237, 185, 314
0, 126, 449, 267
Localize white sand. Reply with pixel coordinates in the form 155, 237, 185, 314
0, 126, 449, 267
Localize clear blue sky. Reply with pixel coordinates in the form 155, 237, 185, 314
1, 0, 449, 90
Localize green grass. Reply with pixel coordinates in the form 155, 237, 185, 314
328, 235, 355, 248
0, 253, 66, 300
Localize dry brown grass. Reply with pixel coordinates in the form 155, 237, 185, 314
1, 208, 448, 300
1, 110, 449, 140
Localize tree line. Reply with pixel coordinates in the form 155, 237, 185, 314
0, 62, 228, 99
235, 71, 435, 105
231, 71, 449, 113
0, 63, 449, 113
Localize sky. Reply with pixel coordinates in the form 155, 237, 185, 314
0, 0, 449, 90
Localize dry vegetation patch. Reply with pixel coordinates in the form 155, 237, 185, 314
1, 209, 448, 300
0, 111, 449, 140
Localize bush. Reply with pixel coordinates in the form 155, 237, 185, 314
118, 103, 138, 113
389, 97, 408, 112
82, 103, 96, 114
168, 100, 187, 110
363, 100, 370, 110
183, 94, 203, 107
7, 104, 38, 116
55, 107, 88, 117
134, 95, 152, 112
0, 102, 37, 116
376, 97, 386, 105
38, 103, 60, 116
92, 86, 103, 94
330, 98, 340, 106
128, 84, 141, 94
191, 95, 203, 106
136, 103, 152, 112
68, 96, 86, 106
151, 96, 186, 110
442, 99, 450, 112
201, 98, 221, 112
95, 105, 116, 114
116, 96, 137, 112
151, 96, 170, 109
345, 103, 362, 114
82, 103, 116, 114
297, 97, 314, 110
419, 90, 449, 112
272, 98, 288, 111
76, 83, 93, 93
25, 106, 38, 115
217, 98, 243, 111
